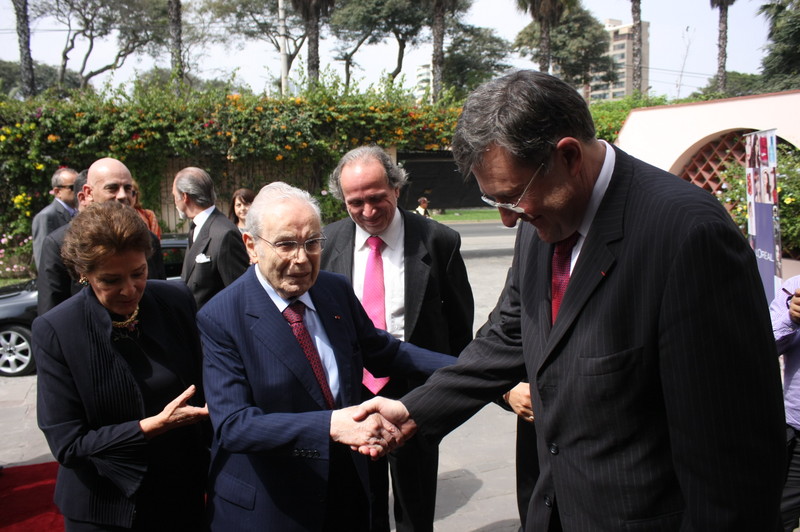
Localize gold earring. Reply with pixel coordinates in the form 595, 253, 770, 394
79, 276, 89, 286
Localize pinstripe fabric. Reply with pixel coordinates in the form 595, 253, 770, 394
198, 267, 455, 531
403, 147, 786, 531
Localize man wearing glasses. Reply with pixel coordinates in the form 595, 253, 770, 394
172, 166, 249, 309
322, 145, 473, 532
198, 182, 455, 531
354, 70, 786, 531
32, 166, 78, 268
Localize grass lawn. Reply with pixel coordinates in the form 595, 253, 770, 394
431, 208, 501, 223
0, 278, 31, 288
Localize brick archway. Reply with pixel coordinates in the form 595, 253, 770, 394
679, 130, 754, 193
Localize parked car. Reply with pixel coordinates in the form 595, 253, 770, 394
0, 236, 188, 377
0, 279, 37, 377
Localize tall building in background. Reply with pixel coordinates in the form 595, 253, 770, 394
590, 19, 650, 101
414, 64, 433, 103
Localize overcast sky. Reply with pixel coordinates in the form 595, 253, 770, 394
0, 0, 770, 99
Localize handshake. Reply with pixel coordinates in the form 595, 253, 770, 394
329, 397, 417, 459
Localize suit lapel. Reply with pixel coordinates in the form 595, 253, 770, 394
539, 148, 631, 371
54, 201, 72, 224
323, 220, 356, 283
312, 286, 356, 407
182, 209, 216, 281
401, 211, 430, 337
243, 272, 335, 410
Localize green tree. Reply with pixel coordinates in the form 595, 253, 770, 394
199, 0, 307, 87
424, 0, 471, 102
12, 0, 36, 98
168, 0, 184, 82
442, 24, 510, 100
0, 60, 81, 97
759, 0, 800, 91
515, 0, 577, 74
515, 4, 615, 99
690, 71, 765, 98
31, 0, 171, 90
630, 0, 642, 93
291, 0, 337, 85
711, 0, 737, 94
329, 0, 382, 90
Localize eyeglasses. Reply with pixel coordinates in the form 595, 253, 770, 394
255, 234, 327, 256
57, 185, 75, 191
480, 163, 545, 214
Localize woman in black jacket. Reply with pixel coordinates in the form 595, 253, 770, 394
33, 201, 209, 531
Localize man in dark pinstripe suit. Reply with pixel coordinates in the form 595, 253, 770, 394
355, 70, 786, 531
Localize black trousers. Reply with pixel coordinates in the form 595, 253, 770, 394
366, 384, 438, 532
783, 425, 800, 532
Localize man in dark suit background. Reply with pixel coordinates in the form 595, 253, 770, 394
321, 145, 473, 532
172, 166, 249, 309
32, 166, 78, 268
198, 182, 454, 531
37, 159, 165, 315
356, 70, 786, 531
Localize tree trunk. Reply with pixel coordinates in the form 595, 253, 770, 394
717, 3, 728, 93
12, 0, 36, 97
631, 0, 642, 93
307, 10, 321, 84
431, 0, 445, 103
278, 0, 289, 95
168, 0, 184, 84
539, 20, 551, 74
389, 31, 406, 81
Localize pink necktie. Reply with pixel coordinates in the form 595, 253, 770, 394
282, 301, 337, 409
362, 236, 390, 394
551, 233, 579, 325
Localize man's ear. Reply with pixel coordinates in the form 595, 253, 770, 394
242, 233, 259, 263
554, 137, 583, 177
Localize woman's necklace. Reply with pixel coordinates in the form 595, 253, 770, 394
112, 306, 140, 331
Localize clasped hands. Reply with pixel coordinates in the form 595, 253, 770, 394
329, 397, 417, 459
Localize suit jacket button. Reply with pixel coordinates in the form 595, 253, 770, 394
544, 495, 553, 508
549, 443, 559, 455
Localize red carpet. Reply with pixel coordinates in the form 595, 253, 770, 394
0, 462, 63, 531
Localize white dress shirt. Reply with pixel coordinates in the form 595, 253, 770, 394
570, 140, 616, 272
254, 266, 341, 401
353, 209, 406, 341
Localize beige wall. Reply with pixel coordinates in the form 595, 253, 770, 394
616, 90, 800, 173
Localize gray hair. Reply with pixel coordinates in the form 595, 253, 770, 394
51, 167, 77, 188
327, 145, 408, 201
74, 170, 88, 193
245, 182, 321, 237
174, 167, 216, 208
452, 70, 596, 176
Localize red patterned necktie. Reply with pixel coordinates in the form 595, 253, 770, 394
282, 301, 336, 409
551, 232, 580, 325
362, 236, 390, 394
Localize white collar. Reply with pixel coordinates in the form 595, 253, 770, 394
254, 266, 316, 313
577, 140, 615, 239
354, 207, 404, 251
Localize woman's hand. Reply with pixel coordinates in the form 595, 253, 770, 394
139, 385, 209, 439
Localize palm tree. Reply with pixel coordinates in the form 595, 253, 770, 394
291, 0, 336, 84
11, 0, 35, 98
515, 0, 576, 74
630, 0, 642, 93
426, 0, 469, 102
168, 0, 184, 83
711, 0, 737, 94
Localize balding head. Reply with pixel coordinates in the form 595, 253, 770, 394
85, 158, 134, 206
